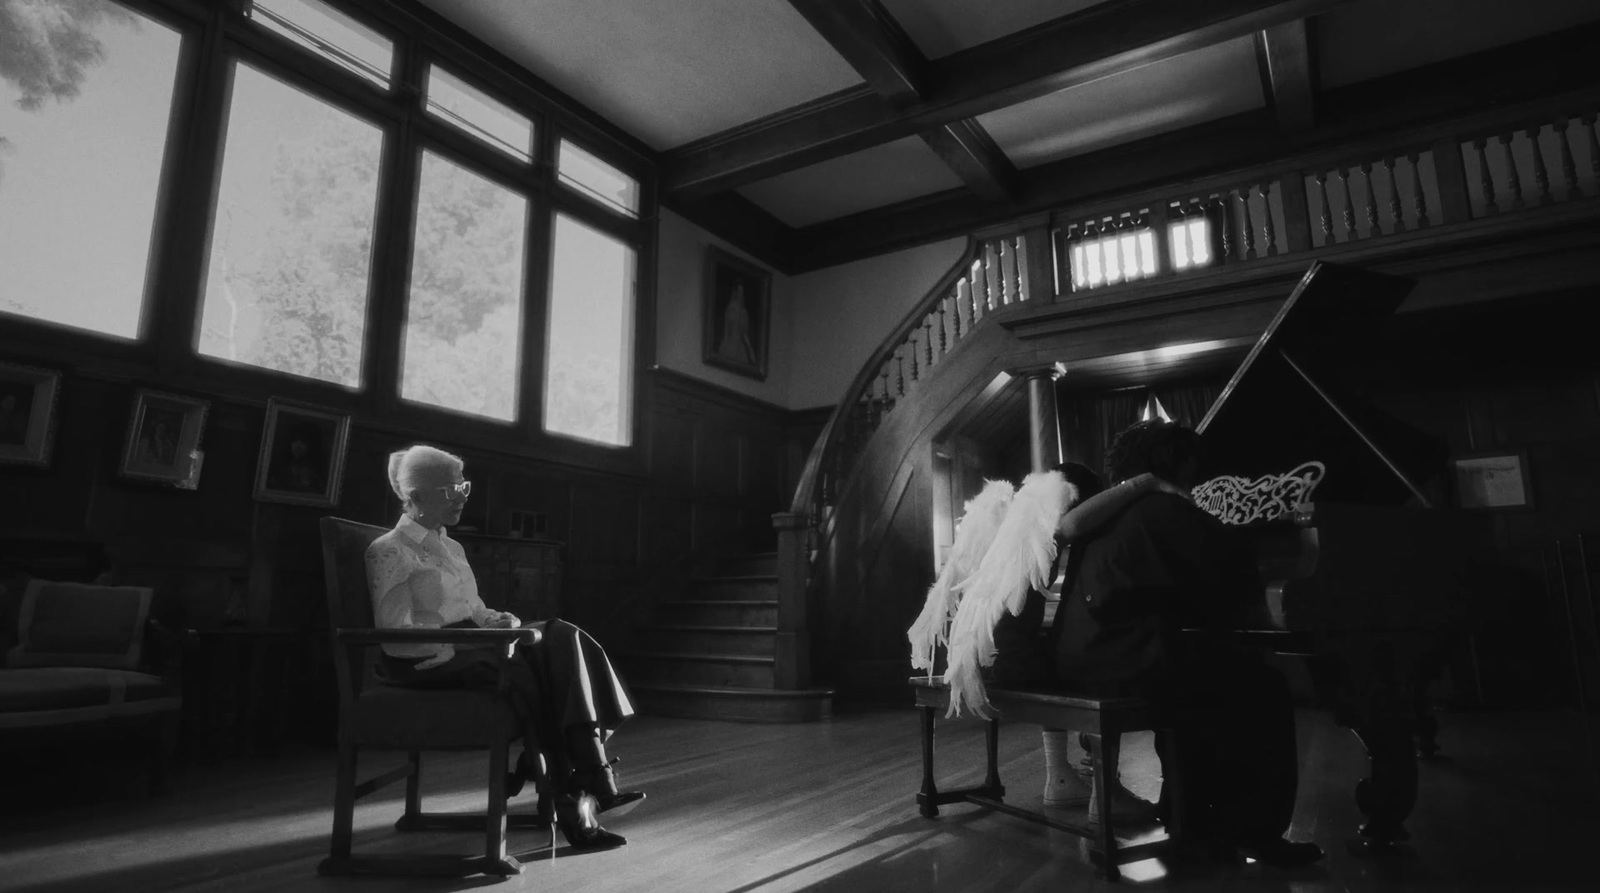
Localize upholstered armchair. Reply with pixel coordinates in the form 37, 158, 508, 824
0, 580, 184, 795
316, 516, 549, 878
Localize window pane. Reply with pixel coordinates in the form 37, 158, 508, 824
557, 138, 639, 217
401, 152, 526, 422
425, 65, 533, 163
544, 214, 635, 447
197, 62, 384, 387
0, 0, 181, 339
248, 0, 392, 89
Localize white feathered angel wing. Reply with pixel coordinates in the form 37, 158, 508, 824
908, 479, 1014, 671
942, 470, 1076, 718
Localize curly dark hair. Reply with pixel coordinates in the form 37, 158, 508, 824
1104, 419, 1205, 486
1052, 461, 1105, 503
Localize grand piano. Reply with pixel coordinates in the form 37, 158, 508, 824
1191, 261, 1479, 855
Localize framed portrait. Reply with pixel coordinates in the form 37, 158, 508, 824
119, 389, 208, 489
702, 246, 772, 380
1451, 451, 1532, 510
253, 398, 351, 507
0, 361, 60, 467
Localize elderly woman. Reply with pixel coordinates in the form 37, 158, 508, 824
366, 444, 643, 850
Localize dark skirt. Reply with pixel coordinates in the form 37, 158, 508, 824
380, 619, 634, 752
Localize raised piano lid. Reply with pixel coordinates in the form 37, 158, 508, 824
1195, 262, 1446, 507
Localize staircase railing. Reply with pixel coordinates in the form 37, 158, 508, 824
771, 230, 1039, 688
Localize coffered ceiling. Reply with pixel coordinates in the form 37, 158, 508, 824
415, 0, 1600, 271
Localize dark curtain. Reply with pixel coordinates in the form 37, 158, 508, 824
1152, 380, 1225, 429
1088, 389, 1148, 478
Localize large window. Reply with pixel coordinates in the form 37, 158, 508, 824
197, 62, 384, 388
544, 213, 636, 446
400, 152, 527, 422
0, 0, 182, 339
2, 0, 650, 460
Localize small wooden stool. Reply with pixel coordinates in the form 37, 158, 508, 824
910, 675, 1181, 882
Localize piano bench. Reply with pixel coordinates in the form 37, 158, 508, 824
909, 675, 1181, 882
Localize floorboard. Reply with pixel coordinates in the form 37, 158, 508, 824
1, 707, 1596, 892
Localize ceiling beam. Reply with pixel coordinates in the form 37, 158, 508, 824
663, 0, 1353, 198
1256, 19, 1316, 131
920, 119, 1019, 201
786, 0, 1018, 200
785, 0, 928, 104
782, 21, 1600, 271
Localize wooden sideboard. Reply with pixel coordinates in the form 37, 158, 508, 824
456, 534, 565, 621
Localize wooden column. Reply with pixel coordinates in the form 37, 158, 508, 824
1022, 367, 1063, 473
771, 510, 812, 690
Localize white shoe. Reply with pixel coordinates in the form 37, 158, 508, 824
1041, 764, 1092, 808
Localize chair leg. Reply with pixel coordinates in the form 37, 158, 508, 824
394, 750, 423, 831
325, 741, 357, 867
983, 718, 1004, 799
1162, 728, 1183, 846
482, 738, 520, 876
918, 706, 939, 818
1089, 733, 1121, 882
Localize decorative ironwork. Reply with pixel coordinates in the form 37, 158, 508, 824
1192, 461, 1327, 526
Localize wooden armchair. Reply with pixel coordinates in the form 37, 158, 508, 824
316, 517, 548, 878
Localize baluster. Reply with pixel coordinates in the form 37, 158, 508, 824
1379, 157, 1403, 233
1212, 194, 1233, 261
1406, 152, 1430, 229
1358, 162, 1380, 235
894, 350, 906, 397
880, 367, 892, 409
981, 247, 996, 311
1339, 167, 1358, 239
1525, 124, 1551, 205
969, 259, 987, 319
999, 238, 1017, 304
1499, 132, 1524, 209
954, 278, 971, 334
1472, 137, 1498, 214
1233, 187, 1254, 259
1313, 172, 1333, 241
937, 302, 949, 354
1257, 183, 1276, 258
1554, 118, 1579, 197
924, 316, 936, 368
1169, 202, 1188, 268
1014, 235, 1030, 302
1583, 114, 1600, 193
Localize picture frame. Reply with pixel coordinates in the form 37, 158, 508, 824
253, 398, 351, 507
0, 361, 60, 468
119, 389, 209, 489
1451, 450, 1533, 510
702, 246, 772, 381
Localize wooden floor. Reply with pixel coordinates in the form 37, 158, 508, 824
1, 706, 1597, 893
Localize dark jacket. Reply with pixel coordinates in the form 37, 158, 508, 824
1052, 492, 1260, 686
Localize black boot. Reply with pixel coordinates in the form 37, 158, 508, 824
555, 792, 626, 850
571, 760, 646, 816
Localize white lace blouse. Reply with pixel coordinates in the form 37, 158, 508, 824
365, 515, 504, 668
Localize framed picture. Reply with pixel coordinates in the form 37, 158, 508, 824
0, 361, 60, 467
254, 398, 351, 507
702, 246, 772, 380
1451, 451, 1533, 510
119, 389, 208, 489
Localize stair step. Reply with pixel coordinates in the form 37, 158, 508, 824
721, 552, 777, 577
691, 576, 778, 601
629, 682, 832, 723
644, 625, 777, 656
619, 651, 775, 688
659, 600, 778, 627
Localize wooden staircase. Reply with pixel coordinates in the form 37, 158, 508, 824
622, 552, 833, 723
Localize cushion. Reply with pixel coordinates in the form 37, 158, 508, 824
6, 581, 152, 670
0, 667, 180, 729
349, 685, 520, 749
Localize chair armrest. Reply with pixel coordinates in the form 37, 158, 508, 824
335, 627, 543, 647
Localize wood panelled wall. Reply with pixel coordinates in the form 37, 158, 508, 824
0, 366, 801, 738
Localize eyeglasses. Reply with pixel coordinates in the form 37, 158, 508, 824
434, 480, 471, 500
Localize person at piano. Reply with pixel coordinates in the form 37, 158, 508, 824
1052, 419, 1325, 868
